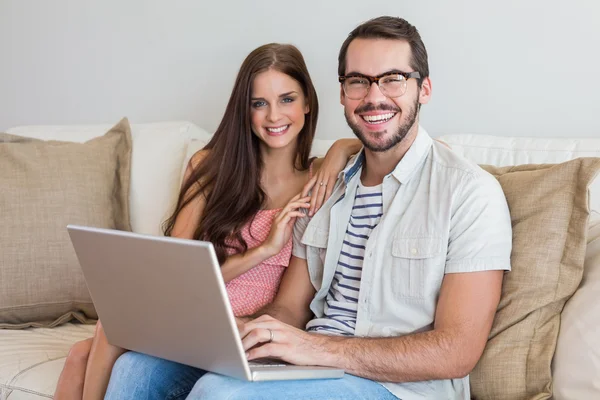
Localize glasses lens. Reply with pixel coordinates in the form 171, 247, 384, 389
344, 76, 369, 100
379, 74, 407, 98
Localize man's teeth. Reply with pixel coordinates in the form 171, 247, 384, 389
267, 125, 289, 133
362, 113, 396, 124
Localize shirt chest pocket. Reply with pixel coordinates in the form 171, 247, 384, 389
391, 237, 445, 300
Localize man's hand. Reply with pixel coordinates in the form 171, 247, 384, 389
239, 315, 337, 366
235, 316, 251, 332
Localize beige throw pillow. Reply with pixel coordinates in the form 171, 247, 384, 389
0, 118, 132, 329
471, 158, 600, 400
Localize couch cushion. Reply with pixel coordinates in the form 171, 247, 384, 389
552, 211, 600, 399
7, 121, 211, 236
468, 159, 600, 400
0, 323, 95, 399
0, 119, 131, 328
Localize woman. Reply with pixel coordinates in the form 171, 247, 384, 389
54, 43, 360, 400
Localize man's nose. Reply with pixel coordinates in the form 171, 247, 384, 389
363, 82, 387, 104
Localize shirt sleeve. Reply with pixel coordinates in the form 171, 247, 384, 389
445, 171, 513, 274
292, 214, 310, 260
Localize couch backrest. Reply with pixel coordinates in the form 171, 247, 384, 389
8, 121, 598, 233
7, 121, 211, 235
438, 134, 600, 213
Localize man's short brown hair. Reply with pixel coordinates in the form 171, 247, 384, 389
338, 16, 429, 86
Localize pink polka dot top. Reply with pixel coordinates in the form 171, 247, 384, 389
225, 209, 292, 316
225, 162, 313, 316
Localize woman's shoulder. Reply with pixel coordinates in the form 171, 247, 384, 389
188, 149, 211, 169
310, 157, 325, 176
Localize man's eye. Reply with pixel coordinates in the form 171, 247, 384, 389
381, 75, 404, 84
348, 78, 368, 85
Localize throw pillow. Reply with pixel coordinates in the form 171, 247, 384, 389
471, 158, 600, 400
0, 118, 132, 329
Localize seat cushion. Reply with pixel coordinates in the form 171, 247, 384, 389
0, 323, 96, 399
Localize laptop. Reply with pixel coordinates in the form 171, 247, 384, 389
67, 225, 344, 381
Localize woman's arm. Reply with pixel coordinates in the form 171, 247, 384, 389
173, 152, 310, 283
304, 138, 362, 216
219, 194, 311, 282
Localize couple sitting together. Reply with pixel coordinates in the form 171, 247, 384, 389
55, 15, 512, 400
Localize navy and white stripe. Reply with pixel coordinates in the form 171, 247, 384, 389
307, 182, 383, 336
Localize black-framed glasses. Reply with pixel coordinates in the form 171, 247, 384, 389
339, 71, 421, 100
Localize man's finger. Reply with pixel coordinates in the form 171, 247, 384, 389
241, 328, 272, 351
246, 343, 285, 361
240, 316, 279, 337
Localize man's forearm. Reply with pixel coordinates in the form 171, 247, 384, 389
321, 328, 473, 382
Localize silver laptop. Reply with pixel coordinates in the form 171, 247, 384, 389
67, 225, 344, 381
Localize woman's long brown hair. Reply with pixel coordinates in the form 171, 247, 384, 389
163, 43, 319, 264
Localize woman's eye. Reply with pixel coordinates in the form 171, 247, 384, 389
282, 97, 295, 104
252, 101, 267, 108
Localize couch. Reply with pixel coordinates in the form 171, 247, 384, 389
0, 120, 598, 399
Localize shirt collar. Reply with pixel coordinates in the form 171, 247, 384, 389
340, 125, 433, 185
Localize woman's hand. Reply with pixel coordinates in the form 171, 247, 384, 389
261, 194, 311, 258
303, 138, 361, 217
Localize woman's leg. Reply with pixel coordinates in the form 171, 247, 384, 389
105, 351, 206, 400
80, 321, 127, 400
54, 338, 93, 400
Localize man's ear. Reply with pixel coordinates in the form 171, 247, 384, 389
340, 85, 345, 105
418, 76, 432, 105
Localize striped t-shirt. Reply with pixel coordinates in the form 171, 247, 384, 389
306, 181, 383, 336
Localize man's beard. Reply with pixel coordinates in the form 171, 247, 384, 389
345, 96, 420, 153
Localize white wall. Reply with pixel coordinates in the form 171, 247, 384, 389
1, 0, 599, 139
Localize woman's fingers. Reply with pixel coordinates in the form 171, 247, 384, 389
323, 177, 335, 205
280, 197, 310, 215
275, 210, 306, 227
309, 176, 328, 216
302, 176, 317, 197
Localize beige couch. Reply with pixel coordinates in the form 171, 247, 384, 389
1, 121, 599, 399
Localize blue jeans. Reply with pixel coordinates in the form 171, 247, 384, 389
187, 372, 399, 399
104, 351, 206, 400
105, 351, 398, 399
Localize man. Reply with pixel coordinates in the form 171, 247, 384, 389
185, 15, 512, 400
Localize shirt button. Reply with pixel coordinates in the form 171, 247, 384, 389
411, 248, 418, 255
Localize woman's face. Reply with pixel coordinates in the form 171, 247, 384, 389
250, 69, 309, 151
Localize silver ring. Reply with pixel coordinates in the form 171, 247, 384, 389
319, 181, 325, 186
267, 328, 274, 343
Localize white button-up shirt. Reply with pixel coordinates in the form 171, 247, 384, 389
293, 126, 512, 400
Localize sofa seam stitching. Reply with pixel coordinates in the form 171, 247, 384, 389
0, 383, 52, 399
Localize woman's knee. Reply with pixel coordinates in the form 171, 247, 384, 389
65, 338, 93, 367
106, 351, 205, 400
109, 351, 144, 381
